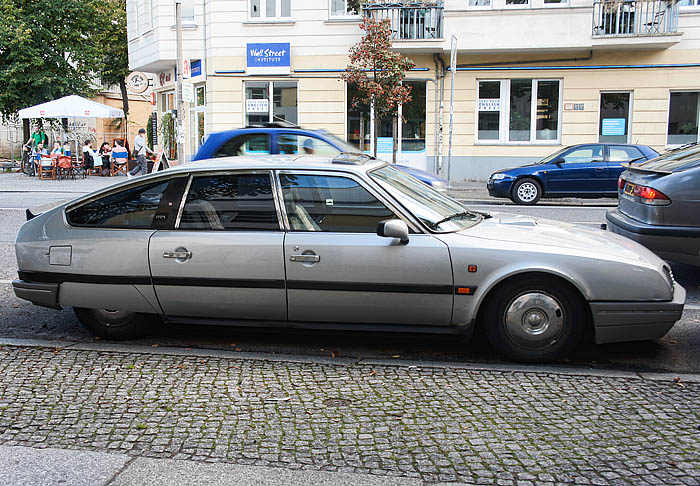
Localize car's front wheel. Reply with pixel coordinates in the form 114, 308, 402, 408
484, 277, 585, 362
511, 178, 541, 205
74, 308, 153, 340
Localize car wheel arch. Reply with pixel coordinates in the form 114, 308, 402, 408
512, 175, 545, 193
471, 269, 594, 334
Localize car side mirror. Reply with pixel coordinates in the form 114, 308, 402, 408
554, 158, 564, 166
377, 219, 409, 244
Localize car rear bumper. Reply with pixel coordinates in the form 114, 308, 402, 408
606, 209, 700, 265
590, 282, 686, 344
12, 280, 61, 309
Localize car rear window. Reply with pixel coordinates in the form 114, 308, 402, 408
637, 145, 700, 172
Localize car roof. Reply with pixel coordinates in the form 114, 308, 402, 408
166, 154, 388, 175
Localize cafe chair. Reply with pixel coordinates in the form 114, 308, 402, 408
38, 157, 56, 180
112, 155, 128, 176
56, 156, 72, 180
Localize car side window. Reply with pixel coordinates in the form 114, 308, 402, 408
562, 145, 604, 164
609, 145, 642, 162
179, 173, 279, 231
214, 134, 271, 157
279, 173, 396, 233
278, 134, 341, 156
66, 180, 170, 228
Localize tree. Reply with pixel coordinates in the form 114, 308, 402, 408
342, 16, 415, 162
0, 0, 107, 137
94, 0, 130, 117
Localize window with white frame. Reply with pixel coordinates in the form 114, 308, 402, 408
136, 0, 153, 34
468, 0, 491, 6
182, 0, 195, 23
477, 79, 561, 144
505, 0, 529, 6
679, 0, 700, 6
331, 0, 359, 16
250, 0, 291, 19
667, 92, 699, 145
544, 0, 568, 5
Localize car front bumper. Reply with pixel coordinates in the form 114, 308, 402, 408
12, 280, 61, 309
590, 282, 686, 344
486, 179, 513, 198
606, 209, 700, 266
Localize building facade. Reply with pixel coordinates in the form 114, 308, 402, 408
126, 0, 700, 180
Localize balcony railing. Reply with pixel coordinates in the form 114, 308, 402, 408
592, 0, 679, 37
363, 3, 444, 40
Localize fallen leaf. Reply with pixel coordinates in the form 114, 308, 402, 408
673, 377, 685, 388
667, 461, 677, 467
151, 344, 159, 348
392, 355, 400, 358
331, 350, 338, 358
368, 370, 376, 377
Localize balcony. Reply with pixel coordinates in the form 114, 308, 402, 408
592, 0, 679, 37
363, 2, 444, 41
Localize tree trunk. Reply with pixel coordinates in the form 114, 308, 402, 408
392, 115, 398, 164
373, 113, 379, 159
119, 77, 130, 116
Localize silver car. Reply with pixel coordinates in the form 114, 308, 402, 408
12, 154, 685, 362
607, 144, 700, 266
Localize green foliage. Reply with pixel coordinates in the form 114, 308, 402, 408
94, 0, 130, 115
160, 113, 176, 159
146, 113, 154, 150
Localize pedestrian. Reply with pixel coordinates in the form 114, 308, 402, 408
128, 128, 153, 178
25, 125, 47, 149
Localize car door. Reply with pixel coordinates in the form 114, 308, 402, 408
275, 132, 342, 156
278, 170, 454, 326
546, 145, 608, 194
149, 171, 287, 320
607, 145, 644, 193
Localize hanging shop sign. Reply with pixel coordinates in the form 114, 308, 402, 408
246, 43, 291, 75
126, 72, 149, 94
246, 99, 269, 113
477, 99, 501, 112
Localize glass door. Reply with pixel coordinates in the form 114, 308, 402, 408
599, 92, 631, 143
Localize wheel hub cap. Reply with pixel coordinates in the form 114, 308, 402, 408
517, 183, 538, 202
504, 292, 565, 348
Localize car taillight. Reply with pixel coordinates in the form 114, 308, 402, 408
633, 184, 670, 205
618, 177, 625, 190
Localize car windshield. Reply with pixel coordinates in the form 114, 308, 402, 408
317, 130, 362, 154
537, 147, 569, 164
637, 145, 700, 172
370, 165, 482, 232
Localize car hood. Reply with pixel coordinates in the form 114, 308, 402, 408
456, 212, 659, 265
492, 163, 545, 176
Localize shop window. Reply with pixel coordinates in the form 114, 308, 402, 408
278, 134, 340, 155
667, 92, 699, 146
347, 84, 371, 151
506, 0, 529, 6
469, 0, 491, 6
402, 81, 426, 152
250, 0, 291, 19
477, 79, 560, 144
599, 92, 631, 144
245, 82, 297, 126
679, 0, 700, 6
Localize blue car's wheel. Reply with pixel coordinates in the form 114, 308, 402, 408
511, 178, 541, 205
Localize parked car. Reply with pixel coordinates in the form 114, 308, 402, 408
12, 154, 684, 362
606, 143, 700, 266
193, 124, 449, 192
487, 143, 659, 205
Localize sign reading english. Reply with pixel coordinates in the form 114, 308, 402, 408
247, 43, 291, 75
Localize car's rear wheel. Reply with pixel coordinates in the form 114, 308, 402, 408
74, 308, 152, 340
511, 178, 541, 205
484, 277, 585, 362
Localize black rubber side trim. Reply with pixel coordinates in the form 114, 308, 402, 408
18, 271, 151, 286
152, 277, 285, 289
287, 280, 454, 294
606, 210, 700, 238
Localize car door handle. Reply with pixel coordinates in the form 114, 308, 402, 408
595, 167, 604, 172
289, 254, 320, 263
163, 250, 192, 260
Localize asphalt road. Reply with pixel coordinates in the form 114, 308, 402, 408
0, 180, 698, 373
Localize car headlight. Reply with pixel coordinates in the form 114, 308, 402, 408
491, 173, 507, 180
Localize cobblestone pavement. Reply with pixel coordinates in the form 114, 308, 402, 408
0, 346, 698, 485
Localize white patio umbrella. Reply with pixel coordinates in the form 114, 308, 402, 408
18, 95, 124, 119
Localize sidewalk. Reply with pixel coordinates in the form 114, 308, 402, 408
0, 344, 698, 485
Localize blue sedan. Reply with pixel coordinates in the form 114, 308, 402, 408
487, 143, 658, 205
193, 125, 449, 192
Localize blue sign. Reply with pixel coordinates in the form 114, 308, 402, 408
247, 43, 291, 75
602, 118, 626, 136
376, 137, 394, 154
191, 59, 202, 77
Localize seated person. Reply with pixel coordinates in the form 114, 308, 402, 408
110, 140, 129, 173
62, 141, 71, 157
50, 141, 62, 156
33, 143, 48, 175
82, 140, 97, 170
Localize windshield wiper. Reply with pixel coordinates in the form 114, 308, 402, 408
432, 210, 479, 228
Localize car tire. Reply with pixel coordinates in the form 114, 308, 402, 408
484, 277, 585, 362
511, 178, 542, 205
74, 308, 153, 340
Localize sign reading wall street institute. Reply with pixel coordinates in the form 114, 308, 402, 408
246, 99, 269, 113
602, 118, 626, 136
477, 99, 501, 112
247, 43, 291, 75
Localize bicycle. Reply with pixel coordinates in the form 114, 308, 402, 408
21, 144, 35, 176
